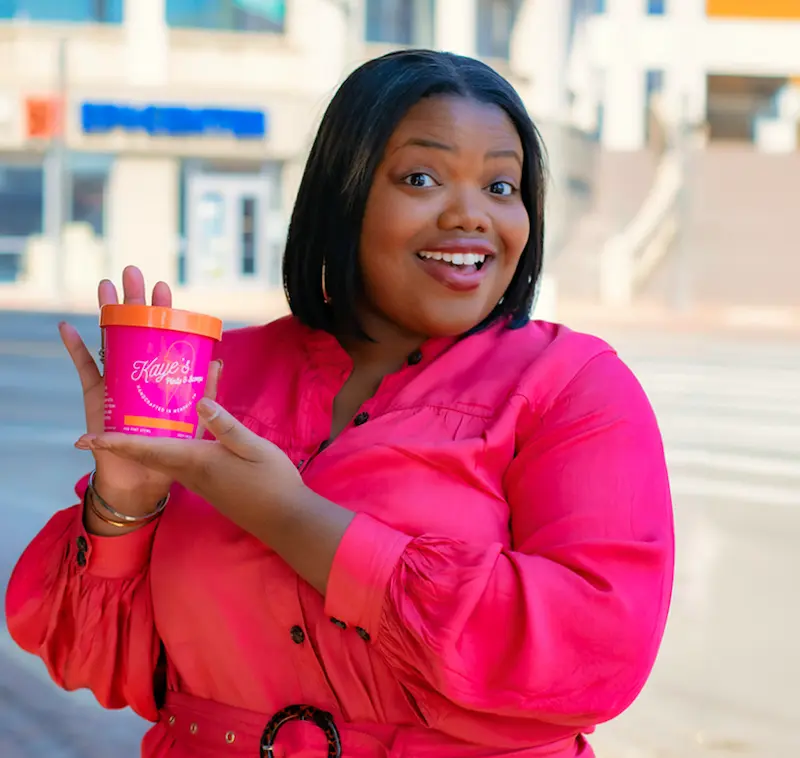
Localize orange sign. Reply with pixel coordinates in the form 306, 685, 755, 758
25, 96, 62, 139
707, 0, 800, 20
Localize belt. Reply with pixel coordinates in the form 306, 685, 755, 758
158, 691, 587, 758
160, 691, 396, 757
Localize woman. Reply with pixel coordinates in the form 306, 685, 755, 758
6, 50, 673, 758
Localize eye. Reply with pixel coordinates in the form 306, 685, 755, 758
488, 181, 516, 196
403, 172, 438, 188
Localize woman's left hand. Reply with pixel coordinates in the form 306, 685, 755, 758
77, 399, 305, 539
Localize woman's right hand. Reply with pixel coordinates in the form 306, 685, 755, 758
60, 266, 221, 521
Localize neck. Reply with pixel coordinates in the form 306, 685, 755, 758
338, 308, 425, 374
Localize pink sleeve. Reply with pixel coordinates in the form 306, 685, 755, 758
325, 351, 674, 732
4, 474, 162, 721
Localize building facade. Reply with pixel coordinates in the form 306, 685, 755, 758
579, 0, 800, 151
0, 0, 594, 316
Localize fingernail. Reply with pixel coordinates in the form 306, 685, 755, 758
74, 439, 92, 450
197, 399, 218, 419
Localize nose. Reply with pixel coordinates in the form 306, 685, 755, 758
437, 186, 491, 234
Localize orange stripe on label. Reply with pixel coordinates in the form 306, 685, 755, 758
124, 415, 195, 434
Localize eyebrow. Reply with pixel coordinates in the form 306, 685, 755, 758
486, 148, 523, 166
397, 138, 523, 166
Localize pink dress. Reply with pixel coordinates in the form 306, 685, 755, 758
5, 317, 674, 757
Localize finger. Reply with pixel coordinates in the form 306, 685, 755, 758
195, 360, 223, 439
197, 399, 264, 462
97, 279, 119, 308
151, 280, 172, 308
88, 432, 205, 476
204, 360, 223, 402
122, 265, 147, 305
75, 435, 94, 450
59, 322, 103, 399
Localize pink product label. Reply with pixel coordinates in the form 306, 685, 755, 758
103, 325, 215, 439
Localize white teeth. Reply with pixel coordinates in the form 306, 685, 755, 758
418, 251, 487, 266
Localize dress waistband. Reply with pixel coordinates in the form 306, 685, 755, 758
160, 691, 395, 757
158, 691, 588, 758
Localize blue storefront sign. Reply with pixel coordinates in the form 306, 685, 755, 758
81, 102, 267, 139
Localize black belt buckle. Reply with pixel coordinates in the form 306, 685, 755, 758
260, 704, 342, 758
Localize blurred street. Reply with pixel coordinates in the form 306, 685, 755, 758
0, 312, 146, 756
1, 311, 799, 757
591, 327, 800, 758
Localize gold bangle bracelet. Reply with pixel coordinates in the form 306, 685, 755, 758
88, 469, 169, 525
86, 489, 134, 529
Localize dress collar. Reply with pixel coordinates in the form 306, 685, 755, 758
299, 316, 507, 374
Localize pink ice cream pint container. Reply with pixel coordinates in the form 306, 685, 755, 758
100, 304, 223, 439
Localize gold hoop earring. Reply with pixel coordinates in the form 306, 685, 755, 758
321, 260, 331, 305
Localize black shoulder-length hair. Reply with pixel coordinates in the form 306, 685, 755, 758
283, 48, 547, 338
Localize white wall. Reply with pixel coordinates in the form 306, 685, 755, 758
511, 0, 572, 121
107, 156, 180, 286
584, 10, 800, 149
124, 0, 168, 86
435, 0, 478, 57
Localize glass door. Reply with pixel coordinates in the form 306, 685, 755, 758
186, 174, 276, 289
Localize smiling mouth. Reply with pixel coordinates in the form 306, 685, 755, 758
416, 251, 489, 270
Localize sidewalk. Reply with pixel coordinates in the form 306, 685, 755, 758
556, 298, 800, 338
4, 290, 800, 341
0, 284, 290, 326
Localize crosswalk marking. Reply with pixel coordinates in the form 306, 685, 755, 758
624, 349, 800, 509
656, 417, 800, 452
667, 476, 800, 508
667, 448, 800, 479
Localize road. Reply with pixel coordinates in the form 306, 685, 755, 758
592, 328, 800, 758
1, 311, 798, 757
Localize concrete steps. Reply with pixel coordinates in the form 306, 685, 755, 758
554, 145, 800, 316
548, 149, 659, 302
644, 146, 800, 310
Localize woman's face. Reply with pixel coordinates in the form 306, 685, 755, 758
359, 95, 530, 339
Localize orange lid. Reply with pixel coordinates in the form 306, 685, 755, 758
100, 304, 223, 341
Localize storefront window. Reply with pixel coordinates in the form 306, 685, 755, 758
476, 0, 520, 60
166, 0, 286, 32
0, 161, 43, 282
69, 153, 112, 238
0, 0, 122, 22
0, 163, 42, 237
0, 154, 110, 282
365, 0, 434, 47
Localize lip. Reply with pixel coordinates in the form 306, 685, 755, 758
414, 243, 495, 293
